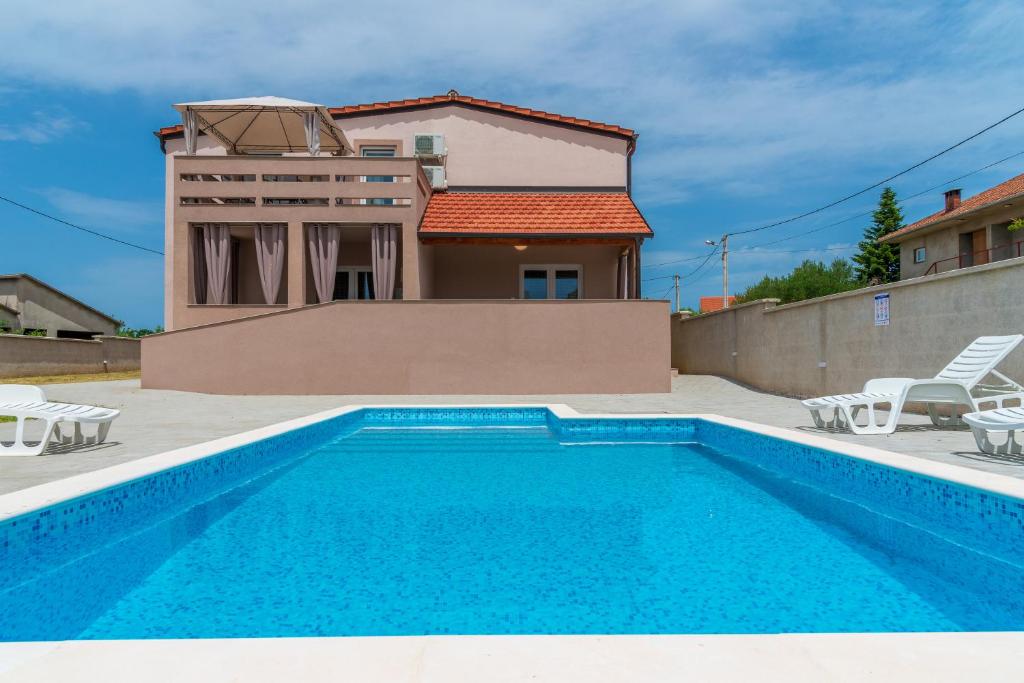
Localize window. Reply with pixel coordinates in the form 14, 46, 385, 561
361, 146, 396, 205
913, 247, 927, 264
334, 267, 375, 300
518, 265, 582, 300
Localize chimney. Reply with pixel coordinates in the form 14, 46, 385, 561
944, 188, 962, 213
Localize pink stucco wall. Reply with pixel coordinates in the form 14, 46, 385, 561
142, 300, 670, 395
337, 105, 630, 188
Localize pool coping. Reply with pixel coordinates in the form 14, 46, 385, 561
1, 405, 1023, 680
1, 403, 1023, 523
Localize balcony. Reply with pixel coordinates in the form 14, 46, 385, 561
924, 240, 1024, 276
173, 155, 432, 223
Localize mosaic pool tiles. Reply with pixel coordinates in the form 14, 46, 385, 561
0, 409, 362, 588
360, 406, 550, 426
549, 415, 698, 440
695, 419, 1024, 565
1, 407, 1023, 640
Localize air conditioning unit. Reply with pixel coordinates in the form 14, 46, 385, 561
414, 134, 446, 157
422, 165, 447, 190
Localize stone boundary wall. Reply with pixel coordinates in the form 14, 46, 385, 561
671, 258, 1024, 398
0, 335, 141, 378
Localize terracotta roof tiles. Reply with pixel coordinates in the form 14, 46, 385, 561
419, 192, 651, 236
882, 172, 1024, 242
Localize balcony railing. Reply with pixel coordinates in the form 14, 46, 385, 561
173, 155, 432, 217
923, 240, 1024, 276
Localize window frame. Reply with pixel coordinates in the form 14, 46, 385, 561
517, 264, 583, 300
913, 246, 927, 264
359, 145, 397, 205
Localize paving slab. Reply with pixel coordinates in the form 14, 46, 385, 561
0, 374, 1020, 495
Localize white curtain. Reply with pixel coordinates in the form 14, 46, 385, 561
303, 111, 321, 157
202, 223, 232, 305
182, 108, 198, 156
254, 223, 286, 304
307, 223, 340, 303
371, 224, 398, 300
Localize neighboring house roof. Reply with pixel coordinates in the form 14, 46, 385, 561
881, 172, 1024, 243
157, 93, 636, 141
418, 192, 652, 237
0, 274, 121, 326
699, 296, 736, 313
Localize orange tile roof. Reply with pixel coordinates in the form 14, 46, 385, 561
157, 94, 636, 140
419, 192, 652, 236
881, 172, 1024, 242
699, 296, 735, 313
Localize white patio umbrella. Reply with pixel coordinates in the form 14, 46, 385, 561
173, 97, 351, 156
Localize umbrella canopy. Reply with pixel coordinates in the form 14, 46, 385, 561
173, 97, 351, 156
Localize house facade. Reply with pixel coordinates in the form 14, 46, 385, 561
0, 274, 119, 338
881, 173, 1024, 279
156, 93, 651, 331
146, 94, 669, 395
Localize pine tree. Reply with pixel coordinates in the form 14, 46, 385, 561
853, 187, 903, 284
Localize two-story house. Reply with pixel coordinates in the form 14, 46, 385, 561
881, 172, 1024, 279
145, 93, 668, 395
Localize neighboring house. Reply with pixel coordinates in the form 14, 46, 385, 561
880, 173, 1024, 279
155, 92, 652, 331
699, 296, 735, 313
0, 274, 120, 338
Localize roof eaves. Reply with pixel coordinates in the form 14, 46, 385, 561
0, 273, 121, 325
881, 188, 1024, 243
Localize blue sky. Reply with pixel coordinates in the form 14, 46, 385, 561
1, 0, 1023, 326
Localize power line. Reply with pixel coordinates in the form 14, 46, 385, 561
745, 148, 1024, 251
645, 146, 1024, 272
732, 244, 855, 256
682, 245, 720, 279
726, 104, 1024, 238
0, 195, 164, 256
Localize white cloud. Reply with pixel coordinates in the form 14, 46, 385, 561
4, 1, 1023, 223
37, 188, 159, 232
0, 110, 81, 144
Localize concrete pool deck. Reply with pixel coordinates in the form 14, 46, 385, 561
1, 374, 1021, 494
2, 632, 1023, 682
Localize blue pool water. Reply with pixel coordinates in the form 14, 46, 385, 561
1, 409, 1023, 640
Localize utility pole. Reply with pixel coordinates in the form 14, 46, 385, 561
705, 233, 731, 309
721, 234, 730, 309
673, 274, 680, 313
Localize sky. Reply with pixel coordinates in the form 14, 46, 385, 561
1, 0, 1023, 326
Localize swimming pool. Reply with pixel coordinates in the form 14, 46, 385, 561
1, 406, 1022, 640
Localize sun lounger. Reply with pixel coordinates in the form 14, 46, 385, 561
0, 385, 120, 456
963, 406, 1024, 456
802, 335, 1024, 435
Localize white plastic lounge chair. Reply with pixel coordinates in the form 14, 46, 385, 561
802, 335, 1024, 435
963, 406, 1024, 456
0, 385, 120, 456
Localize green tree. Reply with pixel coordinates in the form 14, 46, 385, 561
116, 325, 164, 338
852, 187, 903, 284
736, 258, 859, 305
